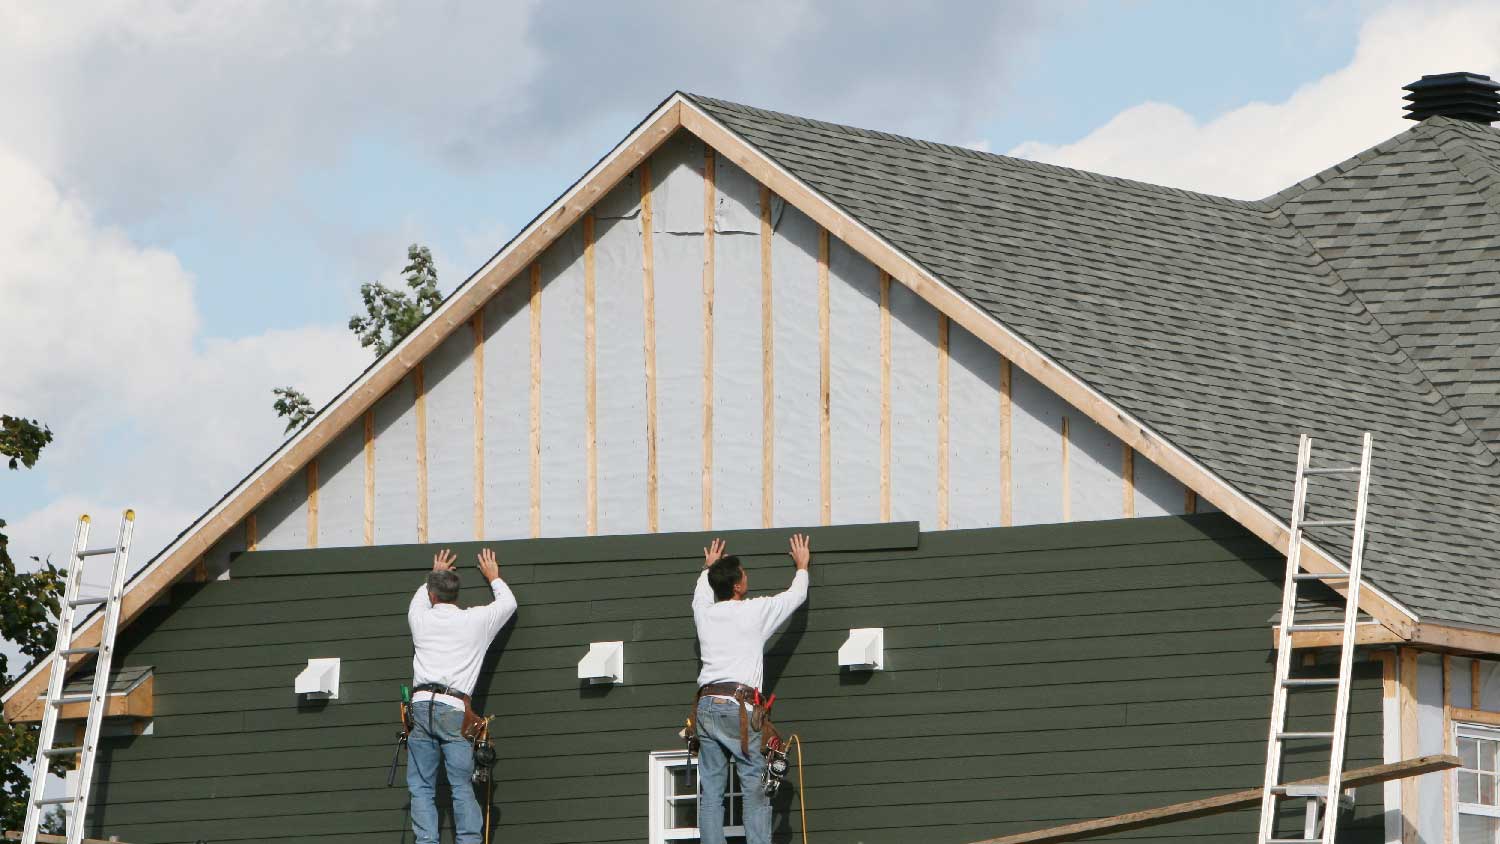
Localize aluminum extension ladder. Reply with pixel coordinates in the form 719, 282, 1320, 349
1257, 433, 1373, 844
21, 510, 136, 844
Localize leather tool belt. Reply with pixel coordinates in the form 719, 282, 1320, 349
687, 682, 779, 757
413, 682, 486, 742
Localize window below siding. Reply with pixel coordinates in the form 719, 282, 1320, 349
1457, 723, 1500, 842
648, 750, 745, 843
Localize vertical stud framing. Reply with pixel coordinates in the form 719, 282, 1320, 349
642, 161, 660, 533
819, 227, 832, 526
760, 185, 774, 529
363, 409, 375, 545
937, 313, 950, 530
414, 364, 428, 544
472, 312, 485, 540
1123, 444, 1135, 518
1060, 416, 1071, 522
1000, 357, 1012, 526
702, 151, 716, 530
879, 270, 892, 522
306, 459, 319, 549
585, 214, 599, 536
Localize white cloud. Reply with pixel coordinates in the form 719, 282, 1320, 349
1008, 1, 1500, 199
0, 142, 366, 570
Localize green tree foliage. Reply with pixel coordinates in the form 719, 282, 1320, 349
0, 416, 52, 470
271, 386, 316, 434
0, 418, 64, 831
271, 243, 442, 429
348, 243, 443, 357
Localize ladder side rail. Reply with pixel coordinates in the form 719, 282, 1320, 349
1320, 433, 1374, 844
22, 518, 92, 844
67, 511, 133, 844
1259, 435, 1315, 843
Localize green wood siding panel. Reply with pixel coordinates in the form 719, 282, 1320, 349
90, 515, 1385, 843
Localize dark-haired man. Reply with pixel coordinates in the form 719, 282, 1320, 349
691, 533, 811, 844
406, 547, 518, 844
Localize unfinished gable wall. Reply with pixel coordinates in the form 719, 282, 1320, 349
221, 131, 1195, 564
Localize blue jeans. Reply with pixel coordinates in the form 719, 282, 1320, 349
406, 700, 484, 844
696, 697, 771, 844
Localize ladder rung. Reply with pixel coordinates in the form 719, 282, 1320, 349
60, 647, 99, 657
1293, 571, 1350, 581
43, 745, 83, 757
78, 546, 118, 557
69, 595, 108, 607
1270, 784, 1329, 797
34, 793, 76, 806
1300, 519, 1356, 528
1303, 466, 1361, 475
1287, 623, 1344, 632
1278, 731, 1335, 740
1283, 677, 1340, 687
51, 694, 93, 705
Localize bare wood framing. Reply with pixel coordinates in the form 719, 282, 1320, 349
585, 213, 599, 536
702, 150, 716, 530
1454, 706, 1500, 726
1, 97, 686, 722
1122, 444, 1135, 518
414, 364, 429, 544
306, 459, 319, 549
1445, 654, 1455, 844
472, 312, 485, 540
1000, 357, 1012, 526
246, 512, 257, 552
363, 410, 375, 546
1402, 648, 1420, 844
14, 675, 154, 724
820, 227, 832, 526
1272, 622, 1405, 649
530, 262, 543, 539
879, 270, 892, 522
937, 313, 950, 529
680, 93, 1421, 640
967, 754, 1459, 844
760, 184, 774, 529
1185, 487, 1198, 515
1475, 659, 1484, 710
1060, 416, 1071, 522
642, 160, 660, 533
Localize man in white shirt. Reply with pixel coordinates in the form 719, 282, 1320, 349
406, 547, 518, 844
691, 533, 811, 844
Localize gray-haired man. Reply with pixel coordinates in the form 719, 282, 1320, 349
406, 548, 517, 844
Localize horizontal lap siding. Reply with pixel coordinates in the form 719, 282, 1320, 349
92, 514, 1383, 844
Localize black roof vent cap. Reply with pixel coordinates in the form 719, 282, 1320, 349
1403, 72, 1500, 125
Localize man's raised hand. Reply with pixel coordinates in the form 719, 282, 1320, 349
477, 547, 501, 583
433, 549, 457, 572
789, 533, 811, 571
704, 537, 727, 569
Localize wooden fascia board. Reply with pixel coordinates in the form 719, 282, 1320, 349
1, 97, 686, 722
12, 674, 153, 724
1270, 622, 1406, 649
676, 97, 1420, 641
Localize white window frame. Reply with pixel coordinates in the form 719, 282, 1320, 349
1454, 721, 1500, 842
648, 750, 746, 843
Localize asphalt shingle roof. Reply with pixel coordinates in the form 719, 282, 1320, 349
686, 94, 1500, 630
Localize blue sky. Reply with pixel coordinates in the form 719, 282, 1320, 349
127, 1, 1367, 342
8, 0, 1495, 590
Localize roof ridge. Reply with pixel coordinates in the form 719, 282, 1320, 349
1261, 119, 1444, 209
1425, 117, 1500, 220
1265, 132, 1500, 474
682, 92, 1269, 211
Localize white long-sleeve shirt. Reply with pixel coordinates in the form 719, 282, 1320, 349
692, 568, 808, 691
408, 578, 518, 710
